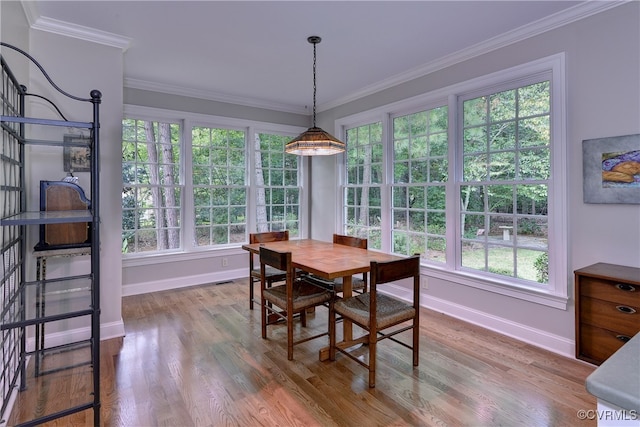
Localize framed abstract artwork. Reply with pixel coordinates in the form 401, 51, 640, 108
583, 134, 640, 204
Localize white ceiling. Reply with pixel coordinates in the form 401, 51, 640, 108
26, 1, 618, 114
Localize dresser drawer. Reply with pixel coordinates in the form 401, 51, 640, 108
575, 263, 640, 365
578, 323, 632, 363
579, 276, 640, 305
580, 296, 640, 336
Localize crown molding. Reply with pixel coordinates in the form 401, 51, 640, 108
318, 0, 628, 111
23, 0, 627, 114
22, 0, 131, 51
20, 0, 39, 27
31, 16, 132, 50
124, 78, 309, 115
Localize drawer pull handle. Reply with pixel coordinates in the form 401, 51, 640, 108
616, 305, 637, 314
616, 283, 637, 292
616, 335, 632, 343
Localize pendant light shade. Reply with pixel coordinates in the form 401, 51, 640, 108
285, 127, 345, 156
285, 36, 345, 156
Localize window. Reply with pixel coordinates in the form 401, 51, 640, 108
255, 133, 301, 235
392, 107, 448, 262
338, 55, 567, 305
460, 81, 550, 283
343, 122, 383, 249
122, 119, 181, 253
192, 126, 247, 246
122, 108, 304, 255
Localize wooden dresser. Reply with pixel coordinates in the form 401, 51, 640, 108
575, 263, 640, 365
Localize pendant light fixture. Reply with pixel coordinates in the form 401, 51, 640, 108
285, 36, 345, 156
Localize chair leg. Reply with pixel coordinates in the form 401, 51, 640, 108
261, 296, 267, 339
413, 317, 419, 367
287, 309, 294, 361
249, 276, 255, 310
368, 328, 377, 388
300, 309, 307, 327
329, 302, 336, 361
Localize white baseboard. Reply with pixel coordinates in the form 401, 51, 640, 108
122, 268, 246, 296
381, 283, 574, 358
421, 293, 575, 358
101, 319, 126, 341
25, 319, 125, 352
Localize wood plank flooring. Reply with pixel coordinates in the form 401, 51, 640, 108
8, 278, 597, 426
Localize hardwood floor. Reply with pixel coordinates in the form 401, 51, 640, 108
9, 278, 597, 426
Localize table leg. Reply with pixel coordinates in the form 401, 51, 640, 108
341, 275, 353, 342
319, 274, 354, 361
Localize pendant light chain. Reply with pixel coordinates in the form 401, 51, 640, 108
284, 35, 345, 156
312, 39, 317, 127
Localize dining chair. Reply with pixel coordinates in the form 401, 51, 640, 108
329, 254, 420, 387
260, 247, 333, 360
248, 230, 289, 310
304, 234, 368, 294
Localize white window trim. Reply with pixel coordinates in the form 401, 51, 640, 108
248, 124, 310, 237
335, 53, 568, 309
122, 105, 307, 266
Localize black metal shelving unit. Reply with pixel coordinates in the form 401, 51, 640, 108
0, 42, 101, 426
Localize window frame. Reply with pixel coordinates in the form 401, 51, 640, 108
336, 54, 568, 308
252, 131, 304, 236
390, 104, 449, 261
190, 123, 248, 247
122, 105, 308, 263
342, 121, 385, 249
122, 112, 184, 256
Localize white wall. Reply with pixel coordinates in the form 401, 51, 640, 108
313, 3, 640, 356
1, 11, 127, 342
1, 2, 29, 75
309, 155, 339, 242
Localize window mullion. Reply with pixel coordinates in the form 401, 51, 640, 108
447, 94, 460, 271
247, 126, 257, 233
182, 118, 195, 251
380, 112, 393, 253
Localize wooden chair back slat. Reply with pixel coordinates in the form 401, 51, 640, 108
250, 230, 289, 244
333, 234, 367, 249
371, 256, 420, 285
331, 234, 368, 292
248, 230, 290, 310
259, 247, 290, 273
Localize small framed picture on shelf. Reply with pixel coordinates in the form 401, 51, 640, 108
63, 134, 91, 172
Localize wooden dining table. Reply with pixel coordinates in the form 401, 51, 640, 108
241, 238, 404, 361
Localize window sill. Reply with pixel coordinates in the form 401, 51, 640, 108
122, 246, 245, 268
420, 264, 569, 310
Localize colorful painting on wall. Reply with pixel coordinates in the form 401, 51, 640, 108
583, 134, 640, 204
